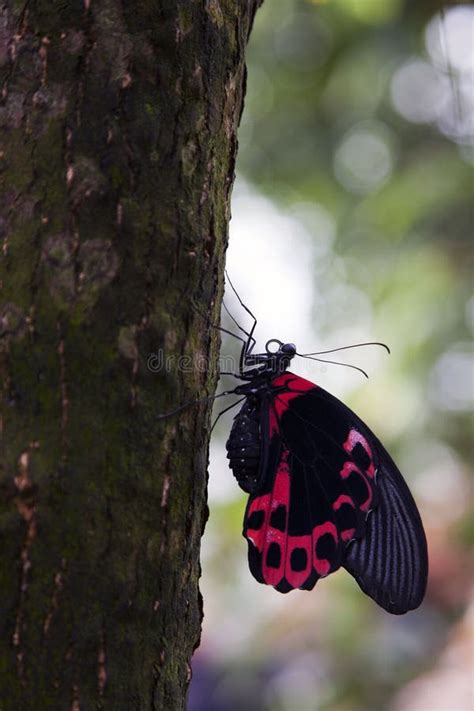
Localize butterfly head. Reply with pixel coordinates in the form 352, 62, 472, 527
264, 340, 296, 373
278, 343, 296, 372
280, 342, 297, 357
265, 339, 296, 357
242, 340, 297, 377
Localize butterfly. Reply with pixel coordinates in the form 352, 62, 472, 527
220, 284, 428, 615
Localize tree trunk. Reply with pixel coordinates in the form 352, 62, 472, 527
0, 1, 261, 708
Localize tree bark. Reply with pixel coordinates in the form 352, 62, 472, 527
0, 1, 261, 708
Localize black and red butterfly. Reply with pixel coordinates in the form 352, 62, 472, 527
220, 282, 428, 615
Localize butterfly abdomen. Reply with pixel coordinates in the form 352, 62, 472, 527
226, 399, 261, 494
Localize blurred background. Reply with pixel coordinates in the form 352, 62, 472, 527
190, 1, 473, 709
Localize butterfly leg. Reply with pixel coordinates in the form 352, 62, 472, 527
224, 271, 259, 376
157, 388, 242, 420
210, 396, 246, 434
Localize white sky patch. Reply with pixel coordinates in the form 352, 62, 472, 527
225, 179, 316, 351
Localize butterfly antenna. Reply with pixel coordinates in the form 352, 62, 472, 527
299, 341, 390, 357
297, 354, 369, 379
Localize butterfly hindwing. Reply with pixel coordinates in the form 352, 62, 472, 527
242, 372, 428, 613
244, 437, 327, 593
344, 450, 428, 614
243, 374, 362, 593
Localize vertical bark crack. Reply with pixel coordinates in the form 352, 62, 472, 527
12, 448, 38, 680
97, 626, 107, 697
42, 560, 66, 639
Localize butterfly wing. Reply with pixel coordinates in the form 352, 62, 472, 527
343, 450, 428, 614
244, 381, 365, 594
243, 372, 428, 614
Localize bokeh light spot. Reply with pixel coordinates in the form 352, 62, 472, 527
429, 343, 474, 411
334, 122, 396, 194
391, 59, 449, 124
425, 6, 474, 75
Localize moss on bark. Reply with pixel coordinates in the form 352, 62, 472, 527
0, 1, 262, 708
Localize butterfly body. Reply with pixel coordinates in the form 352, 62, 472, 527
224, 341, 428, 614
226, 396, 261, 493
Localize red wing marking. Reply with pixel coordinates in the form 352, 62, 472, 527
312, 522, 338, 576
333, 494, 355, 511
340, 461, 373, 512
343, 428, 375, 478
285, 534, 313, 588
246, 449, 291, 586
269, 372, 317, 435
271, 372, 317, 392
333, 494, 357, 541
341, 528, 356, 542
246, 493, 271, 551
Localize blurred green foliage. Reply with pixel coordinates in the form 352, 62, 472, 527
190, 2, 473, 710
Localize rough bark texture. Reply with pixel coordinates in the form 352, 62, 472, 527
0, 1, 261, 708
